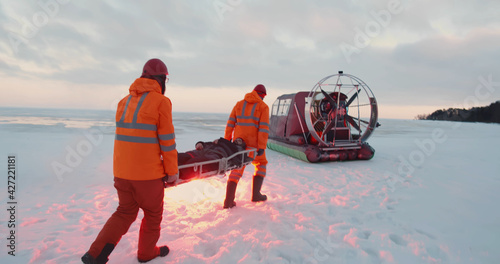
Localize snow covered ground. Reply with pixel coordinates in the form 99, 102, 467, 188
0, 107, 499, 264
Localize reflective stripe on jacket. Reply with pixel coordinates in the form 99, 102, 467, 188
224, 90, 269, 150
113, 78, 178, 180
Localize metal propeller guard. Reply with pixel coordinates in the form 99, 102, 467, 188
267, 71, 380, 162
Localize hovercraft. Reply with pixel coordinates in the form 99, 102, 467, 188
267, 71, 380, 162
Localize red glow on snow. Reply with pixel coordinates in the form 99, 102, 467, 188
331, 195, 349, 207
79, 213, 94, 225
409, 241, 424, 256
265, 206, 281, 222
262, 240, 284, 249
93, 193, 107, 200
343, 228, 359, 248
94, 201, 107, 210
161, 179, 233, 232
294, 212, 312, 223
46, 203, 70, 221
380, 250, 395, 262
328, 226, 337, 236
164, 179, 226, 204
20, 217, 45, 227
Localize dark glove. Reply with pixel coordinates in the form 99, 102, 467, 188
162, 173, 179, 188
257, 149, 264, 156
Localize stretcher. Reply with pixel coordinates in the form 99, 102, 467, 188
173, 147, 257, 185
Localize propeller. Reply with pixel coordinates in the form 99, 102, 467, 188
320, 88, 337, 110
345, 89, 359, 107
346, 115, 361, 132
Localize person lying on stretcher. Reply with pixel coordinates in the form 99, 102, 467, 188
177, 137, 252, 180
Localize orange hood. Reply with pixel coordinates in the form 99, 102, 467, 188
244, 90, 264, 104
129, 78, 162, 96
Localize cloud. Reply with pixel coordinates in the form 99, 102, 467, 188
0, 0, 499, 117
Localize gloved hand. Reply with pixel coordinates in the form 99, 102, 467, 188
162, 173, 179, 188
167, 173, 179, 183
257, 149, 265, 156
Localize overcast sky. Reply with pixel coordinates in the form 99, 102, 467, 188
1, 0, 499, 119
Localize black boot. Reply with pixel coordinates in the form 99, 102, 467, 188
223, 181, 238, 208
82, 243, 115, 264
81, 252, 98, 264
252, 176, 267, 202
138, 245, 170, 263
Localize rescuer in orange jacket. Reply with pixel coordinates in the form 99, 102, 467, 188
223, 84, 269, 208
82, 58, 178, 264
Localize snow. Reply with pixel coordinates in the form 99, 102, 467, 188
0, 108, 499, 264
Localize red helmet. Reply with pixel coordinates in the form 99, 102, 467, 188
253, 84, 266, 96
142, 58, 168, 76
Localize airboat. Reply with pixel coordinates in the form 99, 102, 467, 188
267, 71, 380, 162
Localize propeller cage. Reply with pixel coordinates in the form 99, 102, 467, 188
304, 72, 378, 147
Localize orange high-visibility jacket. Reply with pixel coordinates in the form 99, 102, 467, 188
113, 78, 178, 181
225, 90, 270, 150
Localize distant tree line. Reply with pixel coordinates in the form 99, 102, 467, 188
416, 101, 500, 124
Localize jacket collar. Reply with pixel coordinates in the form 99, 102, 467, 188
129, 78, 162, 96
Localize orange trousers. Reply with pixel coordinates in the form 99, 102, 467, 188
228, 150, 268, 183
87, 177, 164, 261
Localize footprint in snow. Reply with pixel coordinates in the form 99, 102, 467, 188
350, 216, 362, 225
194, 238, 220, 258
358, 230, 372, 239
362, 247, 380, 260
389, 234, 408, 246
63, 210, 83, 220
426, 245, 447, 261
415, 228, 436, 240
